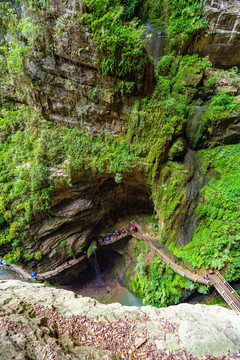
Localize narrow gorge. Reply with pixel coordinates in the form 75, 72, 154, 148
0, 0, 240, 358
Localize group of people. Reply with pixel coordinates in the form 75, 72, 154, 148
97, 225, 137, 244
0, 225, 138, 279
0, 259, 7, 266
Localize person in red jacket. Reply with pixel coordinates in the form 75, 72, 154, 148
131, 225, 137, 232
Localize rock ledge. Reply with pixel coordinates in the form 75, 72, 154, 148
0, 280, 240, 359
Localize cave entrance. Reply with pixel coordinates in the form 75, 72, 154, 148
57, 241, 144, 306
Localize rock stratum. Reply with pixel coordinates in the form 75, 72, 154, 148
0, 280, 240, 360
0, 0, 240, 310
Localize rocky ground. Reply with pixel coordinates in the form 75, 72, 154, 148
0, 281, 240, 360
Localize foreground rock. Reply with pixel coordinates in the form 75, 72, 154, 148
0, 281, 240, 359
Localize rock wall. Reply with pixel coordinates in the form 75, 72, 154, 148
29, 170, 153, 272
5, 0, 155, 135
190, 0, 240, 67
0, 280, 240, 359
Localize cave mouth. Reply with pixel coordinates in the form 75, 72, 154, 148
56, 247, 127, 289
34, 170, 154, 273
88, 174, 154, 242
56, 243, 145, 306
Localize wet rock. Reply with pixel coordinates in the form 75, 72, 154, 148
186, 104, 240, 149
4, 0, 155, 136
189, 1, 240, 67
180, 66, 203, 88
168, 138, 187, 160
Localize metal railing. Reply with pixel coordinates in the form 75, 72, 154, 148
216, 270, 240, 303
214, 281, 240, 314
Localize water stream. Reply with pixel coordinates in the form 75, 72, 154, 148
92, 245, 104, 286
145, 21, 167, 66
110, 286, 143, 306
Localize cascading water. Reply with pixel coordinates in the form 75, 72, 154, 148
145, 22, 166, 66
91, 246, 104, 285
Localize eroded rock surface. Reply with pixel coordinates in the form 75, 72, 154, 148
4, 0, 154, 135
28, 171, 152, 272
0, 280, 240, 359
190, 0, 240, 67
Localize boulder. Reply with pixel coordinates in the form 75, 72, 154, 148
0, 280, 240, 358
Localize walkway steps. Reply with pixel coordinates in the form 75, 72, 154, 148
133, 232, 210, 286
133, 232, 240, 314
5, 227, 240, 314
212, 271, 240, 314
10, 254, 87, 281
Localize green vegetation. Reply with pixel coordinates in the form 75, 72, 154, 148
153, 161, 190, 245
164, 0, 208, 51
0, 1, 43, 98
130, 253, 188, 306
169, 144, 240, 280
127, 240, 208, 307
144, 0, 208, 51
0, 103, 140, 262
82, 0, 148, 80
192, 92, 239, 148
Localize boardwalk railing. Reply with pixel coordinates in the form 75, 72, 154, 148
3, 226, 240, 314
214, 281, 240, 314
216, 270, 240, 303
133, 232, 210, 285
10, 254, 87, 281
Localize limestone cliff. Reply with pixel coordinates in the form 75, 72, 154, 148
30, 170, 152, 272
191, 0, 240, 68
0, 0, 240, 304
0, 280, 240, 359
2, 0, 155, 135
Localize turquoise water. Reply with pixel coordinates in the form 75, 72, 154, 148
0, 267, 143, 307
110, 287, 143, 307
0, 267, 23, 281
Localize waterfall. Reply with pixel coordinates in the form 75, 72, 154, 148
92, 246, 103, 285
229, 19, 239, 43
145, 22, 166, 66
216, 11, 224, 28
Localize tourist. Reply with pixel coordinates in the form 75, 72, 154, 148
131, 225, 137, 232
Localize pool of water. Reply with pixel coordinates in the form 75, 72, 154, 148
110, 286, 143, 307
0, 267, 24, 281
59, 272, 143, 307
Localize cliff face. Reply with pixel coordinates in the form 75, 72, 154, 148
0, 0, 240, 299
190, 1, 240, 67
5, 0, 154, 135
0, 280, 240, 359
30, 170, 152, 272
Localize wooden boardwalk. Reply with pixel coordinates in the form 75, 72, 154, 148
213, 271, 240, 313
3, 226, 240, 313
10, 254, 87, 281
